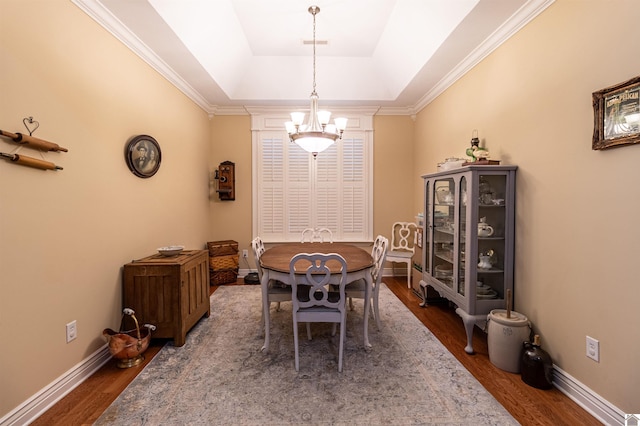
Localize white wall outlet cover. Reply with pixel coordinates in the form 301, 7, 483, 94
586, 336, 599, 362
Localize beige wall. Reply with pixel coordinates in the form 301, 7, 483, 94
0, 1, 211, 417
209, 115, 253, 257
414, 0, 640, 412
374, 115, 417, 231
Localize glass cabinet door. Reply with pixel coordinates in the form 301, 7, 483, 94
432, 178, 455, 290
424, 180, 431, 275
475, 174, 507, 302
457, 176, 467, 297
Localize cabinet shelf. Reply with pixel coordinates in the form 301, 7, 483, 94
477, 267, 504, 273
434, 227, 454, 235
434, 252, 453, 263
421, 165, 516, 354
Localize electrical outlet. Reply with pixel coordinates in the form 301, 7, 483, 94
586, 336, 599, 362
66, 320, 77, 343
242, 249, 249, 258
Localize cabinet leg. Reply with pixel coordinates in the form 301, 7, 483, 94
455, 308, 476, 354
174, 335, 186, 347
419, 282, 428, 307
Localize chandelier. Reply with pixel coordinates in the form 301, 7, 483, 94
285, 5, 347, 157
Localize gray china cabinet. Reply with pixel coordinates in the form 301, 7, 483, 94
420, 165, 517, 353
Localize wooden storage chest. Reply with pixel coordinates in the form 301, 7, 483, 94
122, 250, 210, 347
207, 240, 239, 285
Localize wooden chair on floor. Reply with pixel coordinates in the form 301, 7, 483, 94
289, 252, 348, 372
342, 235, 389, 330
251, 236, 290, 329
386, 222, 417, 288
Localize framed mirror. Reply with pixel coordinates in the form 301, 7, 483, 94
592, 76, 640, 150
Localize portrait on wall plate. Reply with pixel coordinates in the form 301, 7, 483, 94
125, 135, 161, 178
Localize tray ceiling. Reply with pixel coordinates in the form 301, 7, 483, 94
74, 0, 553, 115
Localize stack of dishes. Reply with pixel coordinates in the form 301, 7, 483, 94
157, 245, 184, 256
476, 282, 498, 299
435, 264, 453, 280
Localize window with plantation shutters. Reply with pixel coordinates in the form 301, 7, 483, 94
250, 111, 373, 243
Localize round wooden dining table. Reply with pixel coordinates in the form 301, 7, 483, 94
259, 242, 374, 351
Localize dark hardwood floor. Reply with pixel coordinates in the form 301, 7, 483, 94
33, 277, 600, 425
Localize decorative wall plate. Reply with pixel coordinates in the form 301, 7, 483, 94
125, 135, 161, 178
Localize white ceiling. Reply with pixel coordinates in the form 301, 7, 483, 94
74, 0, 553, 115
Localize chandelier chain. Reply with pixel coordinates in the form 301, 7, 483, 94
312, 7, 317, 95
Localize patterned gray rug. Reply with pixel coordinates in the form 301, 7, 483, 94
96, 284, 517, 425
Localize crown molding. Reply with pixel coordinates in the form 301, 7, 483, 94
72, 0, 214, 113
413, 0, 555, 113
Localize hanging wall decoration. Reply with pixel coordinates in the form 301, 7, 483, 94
592, 75, 640, 150
125, 135, 161, 178
0, 117, 67, 171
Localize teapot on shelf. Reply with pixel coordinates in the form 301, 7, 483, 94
477, 217, 494, 237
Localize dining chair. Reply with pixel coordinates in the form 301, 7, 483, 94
386, 222, 417, 288
342, 235, 389, 330
251, 237, 290, 329
300, 227, 333, 243
289, 252, 348, 372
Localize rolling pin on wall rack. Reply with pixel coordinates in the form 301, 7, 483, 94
0, 117, 68, 171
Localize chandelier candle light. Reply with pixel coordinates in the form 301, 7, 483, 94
285, 5, 347, 158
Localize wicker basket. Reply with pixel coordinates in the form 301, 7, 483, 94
210, 254, 239, 271
207, 240, 238, 257
210, 269, 238, 285
207, 240, 239, 285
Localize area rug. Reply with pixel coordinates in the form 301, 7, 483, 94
96, 284, 517, 425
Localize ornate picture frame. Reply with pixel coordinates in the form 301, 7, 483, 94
592, 76, 640, 150
125, 135, 161, 178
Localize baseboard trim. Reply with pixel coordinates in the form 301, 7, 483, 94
0, 344, 112, 426
553, 365, 625, 425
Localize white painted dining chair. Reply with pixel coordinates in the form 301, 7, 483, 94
289, 252, 348, 372
301, 227, 333, 243
386, 222, 417, 288
252, 237, 290, 329
342, 235, 389, 330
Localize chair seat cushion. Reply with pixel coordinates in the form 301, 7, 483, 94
267, 280, 290, 294
300, 305, 341, 313
387, 250, 413, 259
345, 278, 366, 291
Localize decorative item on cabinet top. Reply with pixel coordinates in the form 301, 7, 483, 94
0, 116, 67, 171
436, 130, 501, 171
465, 129, 490, 162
